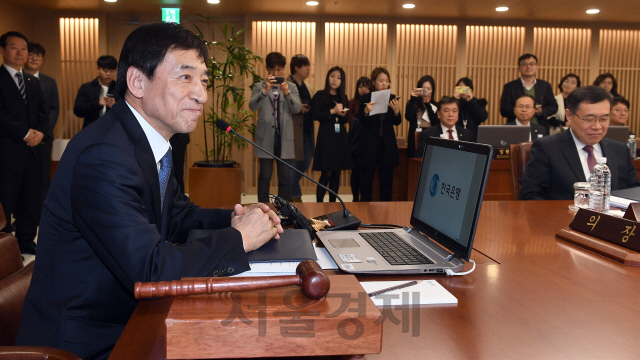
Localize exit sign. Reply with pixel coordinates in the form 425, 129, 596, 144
162, 8, 180, 24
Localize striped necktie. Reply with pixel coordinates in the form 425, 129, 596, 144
15, 72, 27, 104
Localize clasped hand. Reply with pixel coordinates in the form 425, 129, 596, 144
231, 203, 283, 252
24, 129, 44, 147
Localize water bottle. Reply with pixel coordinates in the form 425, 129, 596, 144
628, 134, 636, 159
589, 157, 611, 214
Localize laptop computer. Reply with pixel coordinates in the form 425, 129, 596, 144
316, 137, 492, 274
477, 125, 530, 157
604, 126, 630, 144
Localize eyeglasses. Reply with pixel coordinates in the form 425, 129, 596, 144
519, 62, 538, 67
572, 112, 610, 124
516, 105, 534, 110
28, 53, 42, 59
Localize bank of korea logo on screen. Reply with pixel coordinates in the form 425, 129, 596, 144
429, 174, 439, 197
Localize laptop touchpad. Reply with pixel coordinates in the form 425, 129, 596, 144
328, 238, 360, 248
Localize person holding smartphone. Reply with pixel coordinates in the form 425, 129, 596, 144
249, 52, 301, 203
73, 55, 120, 128
452, 77, 488, 142
310, 67, 351, 202
405, 75, 437, 158
358, 67, 402, 202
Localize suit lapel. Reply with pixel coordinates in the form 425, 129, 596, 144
560, 130, 587, 181
0, 66, 25, 103
115, 101, 163, 228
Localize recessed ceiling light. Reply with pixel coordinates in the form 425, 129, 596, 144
207, 0, 220, 3
306, 1, 319, 5
496, 7, 508, 11
104, 0, 116, 2
586, 9, 600, 14
403, 4, 416, 8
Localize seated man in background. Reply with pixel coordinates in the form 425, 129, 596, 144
506, 94, 548, 141
16, 22, 282, 360
416, 96, 474, 157
73, 55, 120, 128
520, 86, 640, 200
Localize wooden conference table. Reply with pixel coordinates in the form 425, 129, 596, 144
110, 201, 640, 360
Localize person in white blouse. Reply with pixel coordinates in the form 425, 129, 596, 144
551, 73, 581, 134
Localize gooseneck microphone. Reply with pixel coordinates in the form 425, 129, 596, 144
216, 119, 360, 231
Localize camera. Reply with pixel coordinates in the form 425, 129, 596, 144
455, 86, 470, 94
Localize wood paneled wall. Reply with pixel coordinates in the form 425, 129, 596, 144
58, 18, 99, 138
534, 27, 591, 112
466, 26, 525, 125
599, 29, 640, 134
396, 24, 457, 138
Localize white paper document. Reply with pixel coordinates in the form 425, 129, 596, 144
369, 89, 391, 116
360, 280, 458, 306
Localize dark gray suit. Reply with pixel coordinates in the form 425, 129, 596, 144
520, 130, 640, 200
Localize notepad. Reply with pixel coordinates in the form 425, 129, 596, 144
359, 280, 458, 306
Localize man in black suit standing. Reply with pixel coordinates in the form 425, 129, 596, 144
416, 96, 474, 157
0, 31, 49, 254
520, 86, 640, 200
73, 55, 119, 129
16, 23, 282, 359
24, 42, 59, 206
506, 95, 548, 141
500, 53, 558, 129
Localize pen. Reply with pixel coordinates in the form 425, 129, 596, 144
367, 280, 421, 297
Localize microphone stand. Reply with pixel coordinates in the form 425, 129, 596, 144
217, 119, 361, 230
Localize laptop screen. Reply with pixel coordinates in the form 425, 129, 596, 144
410, 137, 492, 261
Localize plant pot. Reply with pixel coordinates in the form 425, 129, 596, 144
188, 163, 242, 209
193, 160, 237, 168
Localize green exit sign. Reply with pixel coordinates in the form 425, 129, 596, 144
162, 8, 180, 24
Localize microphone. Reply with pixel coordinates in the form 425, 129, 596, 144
216, 119, 360, 231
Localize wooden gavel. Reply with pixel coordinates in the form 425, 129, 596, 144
134, 260, 330, 300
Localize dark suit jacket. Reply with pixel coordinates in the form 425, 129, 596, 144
0, 65, 49, 164
499, 79, 558, 127
358, 92, 402, 168
38, 73, 59, 138
415, 124, 475, 158
73, 77, 119, 129
505, 120, 549, 140
520, 130, 640, 200
16, 100, 250, 359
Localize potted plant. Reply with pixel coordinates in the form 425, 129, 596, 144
188, 19, 263, 208
193, 18, 263, 167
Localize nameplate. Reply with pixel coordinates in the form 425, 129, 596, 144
568, 208, 640, 253
496, 148, 510, 159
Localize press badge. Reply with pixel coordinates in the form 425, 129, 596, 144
335, 123, 340, 133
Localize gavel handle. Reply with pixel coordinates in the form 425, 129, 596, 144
135, 275, 300, 299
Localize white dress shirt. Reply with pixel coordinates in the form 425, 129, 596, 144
441, 125, 458, 140
520, 77, 537, 91
570, 128, 603, 181
125, 101, 171, 173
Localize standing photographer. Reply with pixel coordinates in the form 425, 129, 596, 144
452, 77, 488, 142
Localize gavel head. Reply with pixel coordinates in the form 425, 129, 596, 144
296, 260, 330, 300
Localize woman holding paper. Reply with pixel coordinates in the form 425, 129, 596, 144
405, 75, 438, 158
310, 66, 352, 202
358, 67, 402, 202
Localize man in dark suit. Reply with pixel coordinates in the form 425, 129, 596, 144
416, 96, 475, 157
0, 31, 49, 255
520, 86, 640, 200
73, 55, 119, 129
169, 133, 189, 193
506, 94, 548, 141
24, 42, 59, 206
16, 23, 283, 359
500, 53, 558, 128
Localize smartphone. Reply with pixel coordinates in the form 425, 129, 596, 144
455, 86, 470, 94
341, 108, 349, 113
273, 77, 285, 84
106, 93, 114, 98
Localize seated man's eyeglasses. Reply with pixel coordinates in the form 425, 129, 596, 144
572, 112, 610, 124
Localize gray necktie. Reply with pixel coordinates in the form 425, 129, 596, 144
158, 149, 173, 210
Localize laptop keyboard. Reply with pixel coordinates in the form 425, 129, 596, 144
360, 232, 434, 266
